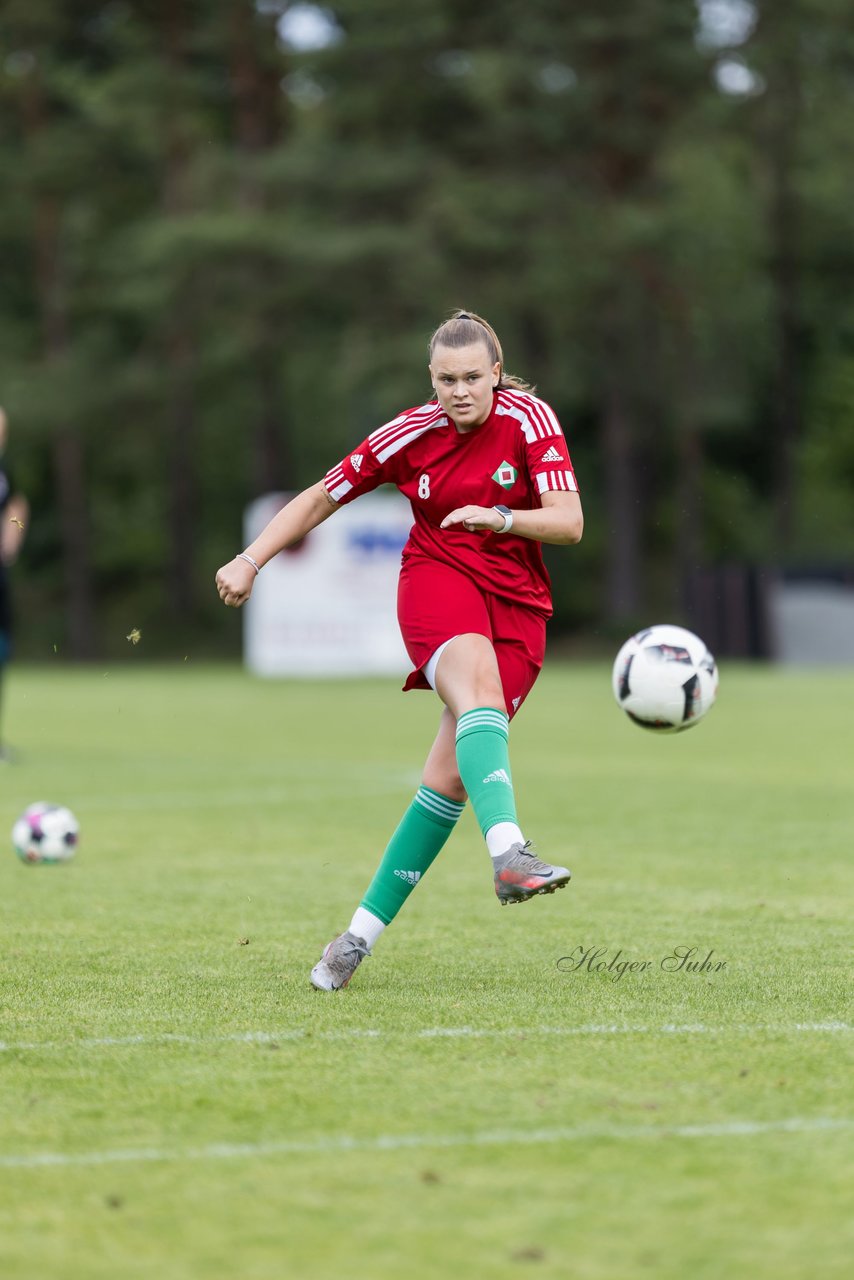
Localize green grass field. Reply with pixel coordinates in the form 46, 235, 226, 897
1, 661, 852, 1279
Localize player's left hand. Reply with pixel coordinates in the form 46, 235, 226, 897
215, 557, 257, 608
440, 505, 503, 533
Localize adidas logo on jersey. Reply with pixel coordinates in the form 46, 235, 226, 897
483, 768, 511, 785
350, 453, 363, 472
541, 446, 564, 463
394, 868, 421, 885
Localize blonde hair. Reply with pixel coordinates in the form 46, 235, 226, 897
428, 310, 533, 392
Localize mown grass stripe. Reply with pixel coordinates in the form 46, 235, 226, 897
0, 1022, 849, 1054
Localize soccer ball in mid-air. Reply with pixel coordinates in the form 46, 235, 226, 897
12, 802, 79, 864
612, 624, 718, 733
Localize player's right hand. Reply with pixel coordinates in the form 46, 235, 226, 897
215, 558, 256, 608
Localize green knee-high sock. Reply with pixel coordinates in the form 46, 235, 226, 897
455, 707, 517, 837
360, 786, 465, 925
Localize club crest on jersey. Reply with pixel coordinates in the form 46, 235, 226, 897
350, 453, 363, 472
492, 461, 517, 490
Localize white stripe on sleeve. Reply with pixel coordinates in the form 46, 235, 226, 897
536, 471, 578, 495
326, 475, 353, 501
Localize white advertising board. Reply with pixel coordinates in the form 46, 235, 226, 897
769, 580, 854, 664
243, 490, 413, 676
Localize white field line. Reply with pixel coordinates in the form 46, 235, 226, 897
0, 1116, 851, 1171
0, 1022, 850, 1055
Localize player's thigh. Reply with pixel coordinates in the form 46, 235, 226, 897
433, 632, 505, 718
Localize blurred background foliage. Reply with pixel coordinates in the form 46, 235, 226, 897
1, 0, 854, 658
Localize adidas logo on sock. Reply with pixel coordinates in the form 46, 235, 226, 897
483, 768, 511, 785
541, 445, 564, 463
393, 869, 421, 885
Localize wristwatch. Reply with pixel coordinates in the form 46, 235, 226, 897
493, 504, 514, 533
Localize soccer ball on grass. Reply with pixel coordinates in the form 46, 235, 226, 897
12, 802, 79, 864
612, 624, 718, 733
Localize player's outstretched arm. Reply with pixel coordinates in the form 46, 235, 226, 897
215, 481, 338, 608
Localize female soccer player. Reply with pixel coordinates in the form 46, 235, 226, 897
215, 311, 583, 990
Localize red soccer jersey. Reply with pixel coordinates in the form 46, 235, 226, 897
322, 387, 579, 616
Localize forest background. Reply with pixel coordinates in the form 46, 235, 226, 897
1, 0, 853, 660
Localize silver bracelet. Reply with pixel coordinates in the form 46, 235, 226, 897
237, 552, 260, 575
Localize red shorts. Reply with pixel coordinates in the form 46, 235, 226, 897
397, 556, 547, 720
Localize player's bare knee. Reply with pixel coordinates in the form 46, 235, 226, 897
422, 766, 466, 803
459, 667, 506, 713
476, 680, 506, 712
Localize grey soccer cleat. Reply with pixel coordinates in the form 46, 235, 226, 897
493, 841, 571, 906
310, 930, 371, 991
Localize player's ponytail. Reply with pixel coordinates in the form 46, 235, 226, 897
428, 310, 533, 392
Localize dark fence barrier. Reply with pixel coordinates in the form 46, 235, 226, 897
685, 565, 854, 662
683, 565, 775, 659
